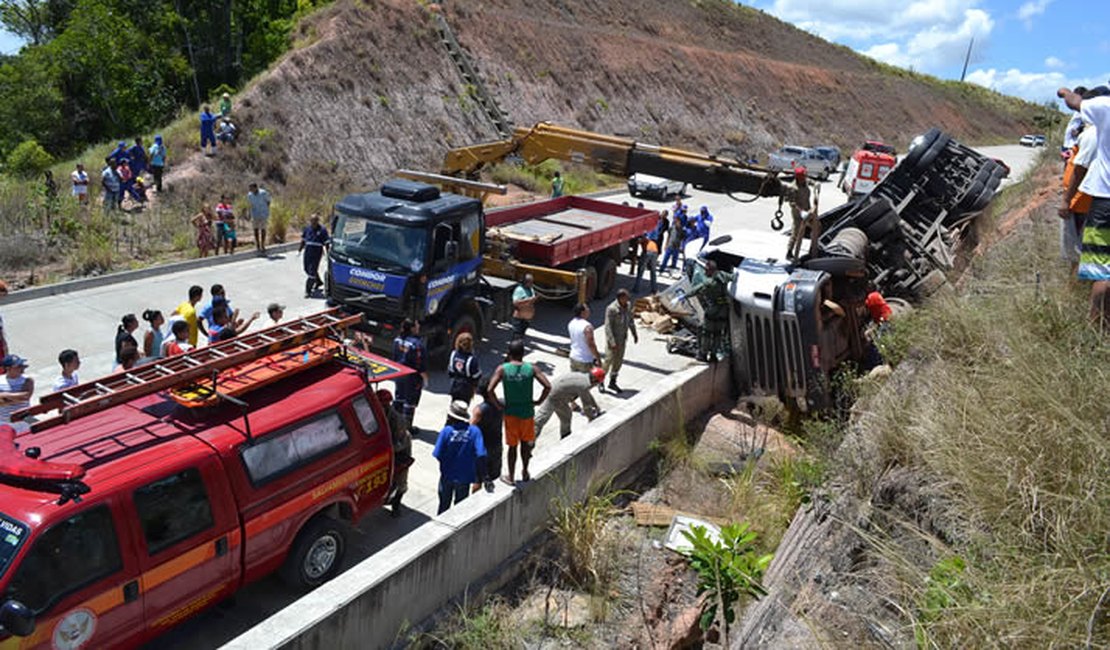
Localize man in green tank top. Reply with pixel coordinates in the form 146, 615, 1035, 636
488, 339, 551, 485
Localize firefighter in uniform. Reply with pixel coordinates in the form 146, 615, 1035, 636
688, 259, 733, 362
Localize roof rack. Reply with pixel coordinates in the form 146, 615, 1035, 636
13, 309, 363, 433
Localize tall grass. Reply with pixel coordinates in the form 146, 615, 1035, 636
858, 181, 1109, 647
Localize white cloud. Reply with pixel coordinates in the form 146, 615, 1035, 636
1017, 0, 1052, 29
765, 0, 993, 74
1044, 56, 1065, 69
965, 68, 1110, 103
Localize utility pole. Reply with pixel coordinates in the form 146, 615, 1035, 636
959, 37, 974, 82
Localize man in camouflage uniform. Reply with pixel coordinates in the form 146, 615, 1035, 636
688, 259, 733, 361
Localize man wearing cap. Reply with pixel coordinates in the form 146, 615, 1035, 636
535, 366, 604, 439
432, 400, 487, 514
602, 288, 638, 393
0, 355, 34, 433
1059, 85, 1110, 329
788, 166, 817, 259
299, 214, 330, 298
219, 92, 233, 118
688, 259, 734, 362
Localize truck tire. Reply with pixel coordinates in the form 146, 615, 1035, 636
281, 516, 346, 589
582, 266, 598, 303
853, 198, 896, 229
902, 128, 942, 170
595, 257, 618, 299
865, 211, 901, 241
958, 180, 985, 210
823, 227, 869, 259
914, 134, 950, 173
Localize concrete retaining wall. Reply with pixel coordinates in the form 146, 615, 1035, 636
223, 360, 731, 650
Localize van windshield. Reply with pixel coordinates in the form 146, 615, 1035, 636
331, 211, 427, 273
0, 513, 29, 579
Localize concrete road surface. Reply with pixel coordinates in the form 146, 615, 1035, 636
0, 142, 1037, 649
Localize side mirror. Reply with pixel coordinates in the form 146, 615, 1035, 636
445, 240, 459, 261
0, 600, 35, 637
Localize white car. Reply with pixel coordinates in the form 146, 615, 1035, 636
767, 145, 833, 180
627, 173, 687, 200
1019, 134, 1037, 147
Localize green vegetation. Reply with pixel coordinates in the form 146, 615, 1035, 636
0, 0, 329, 163
487, 160, 621, 196
5, 139, 53, 177
682, 522, 772, 643
548, 479, 627, 596
857, 166, 1109, 646
412, 595, 522, 650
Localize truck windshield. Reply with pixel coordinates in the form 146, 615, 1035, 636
0, 512, 29, 579
332, 211, 427, 272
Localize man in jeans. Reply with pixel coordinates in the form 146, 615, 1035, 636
246, 182, 272, 254
432, 400, 487, 514
633, 235, 659, 294
488, 339, 551, 485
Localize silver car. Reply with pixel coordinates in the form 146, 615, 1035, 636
767, 145, 833, 179
627, 173, 687, 200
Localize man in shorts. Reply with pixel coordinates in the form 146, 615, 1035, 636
246, 182, 272, 255
1059, 85, 1110, 330
488, 339, 551, 485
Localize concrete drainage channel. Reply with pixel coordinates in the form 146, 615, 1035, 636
222, 361, 731, 649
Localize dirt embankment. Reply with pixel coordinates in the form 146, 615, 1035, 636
176, 0, 1040, 200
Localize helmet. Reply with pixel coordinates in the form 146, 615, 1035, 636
793, 166, 807, 178
589, 366, 606, 384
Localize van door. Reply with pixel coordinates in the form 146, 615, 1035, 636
125, 451, 240, 638
2, 499, 145, 650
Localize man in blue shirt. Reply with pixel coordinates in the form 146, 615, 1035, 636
298, 214, 330, 298
127, 137, 148, 179
200, 106, 217, 156
432, 400, 487, 514
392, 318, 429, 436
148, 135, 167, 192
198, 284, 231, 328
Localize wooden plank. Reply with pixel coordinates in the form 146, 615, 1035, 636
630, 502, 729, 527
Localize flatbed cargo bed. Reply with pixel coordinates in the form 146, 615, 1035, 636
485, 196, 657, 267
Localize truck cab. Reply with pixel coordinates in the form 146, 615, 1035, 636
0, 318, 411, 649
327, 180, 487, 357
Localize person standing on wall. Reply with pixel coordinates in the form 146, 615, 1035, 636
470, 375, 503, 493
299, 213, 329, 298
432, 400, 487, 514
602, 289, 638, 393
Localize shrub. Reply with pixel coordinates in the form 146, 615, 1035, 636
682, 521, 772, 645
548, 480, 627, 595
6, 139, 54, 178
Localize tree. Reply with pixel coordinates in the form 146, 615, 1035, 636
0, 0, 73, 45
6, 138, 53, 176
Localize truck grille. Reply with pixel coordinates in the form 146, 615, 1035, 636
740, 309, 806, 399
330, 284, 405, 316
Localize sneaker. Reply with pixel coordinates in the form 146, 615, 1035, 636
484, 481, 495, 493
608, 380, 623, 394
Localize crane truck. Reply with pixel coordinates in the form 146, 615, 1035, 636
327, 123, 1002, 411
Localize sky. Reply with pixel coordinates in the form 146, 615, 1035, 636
744, 0, 1110, 106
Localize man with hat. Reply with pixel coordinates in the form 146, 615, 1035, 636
788, 166, 819, 259
688, 259, 734, 362
0, 355, 34, 433
432, 400, 487, 514
535, 366, 605, 439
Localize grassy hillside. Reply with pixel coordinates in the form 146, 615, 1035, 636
0, 0, 1055, 286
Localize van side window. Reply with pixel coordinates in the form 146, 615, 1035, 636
351, 395, 380, 436
7, 506, 121, 613
241, 411, 350, 486
134, 469, 215, 555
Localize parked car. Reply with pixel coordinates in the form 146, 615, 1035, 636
1019, 134, 1037, 147
767, 145, 833, 180
627, 173, 686, 199
812, 146, 842, 169
1033, 135, 1046, 146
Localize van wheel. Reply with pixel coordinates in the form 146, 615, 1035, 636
281, 517, 346, 589
595, 257, 618, 299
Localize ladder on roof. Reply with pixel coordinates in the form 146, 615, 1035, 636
13, 308, 363, 433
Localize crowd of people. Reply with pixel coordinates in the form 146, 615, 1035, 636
0, 282, 286, 433
189, 183, 276, 258
1057, 84, 1110, 330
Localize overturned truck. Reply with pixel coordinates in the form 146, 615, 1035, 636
703, 128, 1004, 411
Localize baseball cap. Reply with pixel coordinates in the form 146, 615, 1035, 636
2, 355, 28, 368
446, 400, 471, 422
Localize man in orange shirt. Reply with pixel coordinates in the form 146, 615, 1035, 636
633, 235, 659, 294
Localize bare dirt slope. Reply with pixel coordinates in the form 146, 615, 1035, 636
184, 0, 1040, 198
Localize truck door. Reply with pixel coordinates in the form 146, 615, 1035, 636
124, 450, 240, 637
2, 498, 145, 650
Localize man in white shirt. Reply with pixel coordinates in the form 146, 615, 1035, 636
1058, 85, 1110, 330
567, 302, 601, 373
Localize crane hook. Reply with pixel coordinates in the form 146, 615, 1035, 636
771, 207, 785, 231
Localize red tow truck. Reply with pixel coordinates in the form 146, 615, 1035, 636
0, 310, 411, 649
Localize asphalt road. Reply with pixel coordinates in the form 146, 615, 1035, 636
0, 142, 1039, 649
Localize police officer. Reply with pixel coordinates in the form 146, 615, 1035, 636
688, 259, 733, 362
299, 213, 330, 297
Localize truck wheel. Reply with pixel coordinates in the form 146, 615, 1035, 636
853, 198, 896, 229
903, 128, 942, 169
595, 257, 618, 299
451, 313, 479, 345
281, 517, 346, 589
914, 134, 950, 173
581, 266, 598, 303
865, 211, 901, 241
